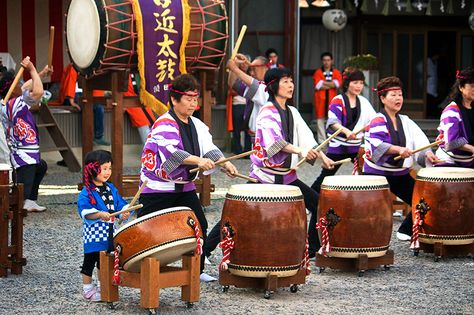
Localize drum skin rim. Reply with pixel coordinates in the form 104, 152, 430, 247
227, 183, 303, 197
417, 167, 474, 181
225, 193, 304, 203
321, 183, 389, 191
228, 263, 301, 278
113, 206, 193, 237
321, 175, 389, 188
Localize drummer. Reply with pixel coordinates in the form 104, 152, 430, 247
363, 76, 438, 241
435, 68, 474, 168
138, 74, 237, 282
311, 69, 377, 192
250, 67, 334, 258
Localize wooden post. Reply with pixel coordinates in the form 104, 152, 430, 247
181, 254, 200, 302
81, 77, 94, 164
111, 72, 124, 194
199, 71, 212, 206
10, 184, 25, 274
99, 251, 119, 302
0, 185, 9, 277
140, 258, 160, 309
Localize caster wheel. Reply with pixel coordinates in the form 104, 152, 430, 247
107, 302, 115, 310
186, 302, 194, 309
358, 271, 365, 277
147, 309, 158, 315
290, 285, 298, 293
318, 267, 325, 274
221, 285, 229, 293
434, 256, 441, 262
384, 265, 390, 271
264, 291, 272, 299
413, 250, 419, 257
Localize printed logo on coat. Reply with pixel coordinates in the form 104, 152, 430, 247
141, 149, 156, 170
253, 137, 264, 159
14, 118, 37, 144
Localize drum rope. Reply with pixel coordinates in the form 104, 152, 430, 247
191, 220, 203, 255
410, 211, 423, 250
352, 157, 359, 175
113, 246, 121, 285
316, 217, 331, 256
300, 236, 311, 275
218, 226, 234, 271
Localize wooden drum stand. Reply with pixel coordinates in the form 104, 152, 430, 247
0, 183, 27, 277
99, 251, 200, 313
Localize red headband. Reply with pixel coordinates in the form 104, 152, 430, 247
83, 161, 101, 205
264, 79, 277, 92
167, 84, 200, 97
456, 70, 467, 80
372, 87, 401, 96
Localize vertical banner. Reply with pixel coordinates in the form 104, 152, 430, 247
132, 0, 190, 115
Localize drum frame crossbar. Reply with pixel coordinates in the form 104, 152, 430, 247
186, 1, 228, 70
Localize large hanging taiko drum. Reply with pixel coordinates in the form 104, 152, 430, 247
221, 184, 307, 278
318, 175, 392, 258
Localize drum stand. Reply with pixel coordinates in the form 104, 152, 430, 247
414, 243, 474, 262
0, 184, 27, 277
315, 250, 394, 277
219, 269, 306, 299
99, 251, 200, 313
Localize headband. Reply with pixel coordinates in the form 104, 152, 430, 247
168, 84, 200, 97
456, 70, 467, 80
372, 87, 401, 96
264, 79, 277, 92
83, 161, 101, 205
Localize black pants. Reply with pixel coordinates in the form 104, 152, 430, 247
311, 152, 358, 193
204, 179, 321, 257
81, 252, 100, 277
231, 104, 251, 154
14, 159, 48, 200
385, 174, 415, 236
138, 191, 208, 273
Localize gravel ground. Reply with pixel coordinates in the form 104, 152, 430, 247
1, 158, 473, 315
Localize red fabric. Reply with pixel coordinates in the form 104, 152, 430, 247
0, 0, 7, 52
125, 107, 155, 127
48, 0, 63, 82
123, 76, 137, 97
21, 0, 36, 81
312, 68, 342, 119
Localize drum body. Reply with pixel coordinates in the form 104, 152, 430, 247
66, 0, 227, 77
0, 164, 11, 185
221, 184, 307, 278
413, 167, 474, 245
113, 206, 202, 272
318, 175, 392, 258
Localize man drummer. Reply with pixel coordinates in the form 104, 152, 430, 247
138, 74, 237, 282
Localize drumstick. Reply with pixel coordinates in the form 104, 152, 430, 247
234, 173, 258, 183
189, 150, 256, 174
110, 204, 143, 218
332, 157, 352, 166
295, 127, 344, 168
353, 124, 369, 136
226, 25, 247, 72
394, 140, 444, 161
432, 159, 447, 164
2, 67, 25, 106
48, 26, 55, 67
129, 180, 147, 207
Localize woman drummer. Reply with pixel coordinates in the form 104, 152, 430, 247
250, 67, 334, 258
311, 69, 377, 192
363, 76, 438, 241
435, 68, 474, 168
138, 74, 237, 282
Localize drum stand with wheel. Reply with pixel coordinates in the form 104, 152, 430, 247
414, 243, 474, 262
315, 250, 394, 277
99, 251, 200, 312
219, 269, 307, 299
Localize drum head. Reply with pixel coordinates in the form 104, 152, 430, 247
0, 163, 11, 171
321, 175, 389, 190
227, 184, 303, 198
417, 167, 474, 182
66, 0, 104, 72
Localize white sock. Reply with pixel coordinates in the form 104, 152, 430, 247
83, 283, 94, 292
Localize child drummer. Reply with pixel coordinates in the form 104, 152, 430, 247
77, 150, 131, 302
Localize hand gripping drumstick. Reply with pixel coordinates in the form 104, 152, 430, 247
110, 204, 143, 218
226, 25, 247, 72
353, 124, 369, 136
2, 67, 25, 106
332, 157, 352, 166
295, 127, 344, 168
48, 26, 55, 67
189, 150, 256, 174
393, 140, 444, 161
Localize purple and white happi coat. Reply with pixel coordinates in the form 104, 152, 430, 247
435, 102, 474, 168
0, 90, 40, 169
363, 112, 430, 176
139, 111, 223, 193
326, 94, 376, 155
250, 101, 318, 184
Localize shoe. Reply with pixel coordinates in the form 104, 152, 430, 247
204, 256, 212, 265
56, 160, 67, 167
93, 137, 110, 145
24, 199, 46, 212
200, 272, 217, 283
393, 211, 402, 217
83, 287, 101, 302
396, 232, 411, 241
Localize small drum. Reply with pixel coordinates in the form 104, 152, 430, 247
318, 175, 392, 258
113, 206, 202, 272
0, 163, 11, 185
413, 167, 474, 245
221, 184, 307, 278
66, 0, 227, 77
